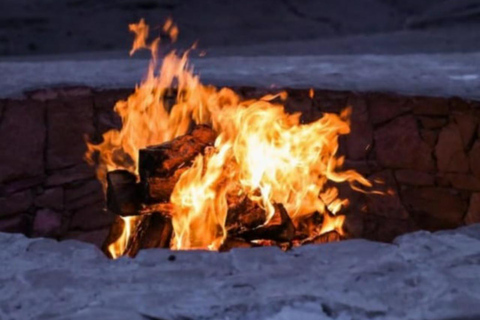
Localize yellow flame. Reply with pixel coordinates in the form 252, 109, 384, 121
87, 19, 373, 255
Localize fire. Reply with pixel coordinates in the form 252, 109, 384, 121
87, 19, 373, 257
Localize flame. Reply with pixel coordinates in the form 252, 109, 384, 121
107, 216, 143, 259
87, 19, 373, 255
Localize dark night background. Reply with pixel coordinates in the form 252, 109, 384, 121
1, 0, 480, 58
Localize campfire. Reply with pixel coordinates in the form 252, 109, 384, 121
86, 19, 376, 258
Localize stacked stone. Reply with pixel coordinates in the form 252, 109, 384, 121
0, 86, 479, 247
0, 87, 132, 247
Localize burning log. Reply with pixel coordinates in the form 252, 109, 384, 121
123, 213, 173, 257
102, 212, 173, 258
106, 170, 141, 216
237, 203, 296, 243
139, 125, 216, 203
226, 196, 267, 234
302, 230, 345, 245
219, 237, 255, 252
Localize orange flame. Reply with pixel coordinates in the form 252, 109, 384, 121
87, 19, 373, 255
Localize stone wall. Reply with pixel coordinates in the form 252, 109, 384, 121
0, 86, 479, 247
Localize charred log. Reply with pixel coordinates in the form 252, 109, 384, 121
226, 196, 266, 234
219, 237, 255, 252
302, 230, 344, 245
139, 125, 216, 203
123, 213, 173, 257
102, 213, 173, 258
237, 203, 295, 242
106, 170, 141, 216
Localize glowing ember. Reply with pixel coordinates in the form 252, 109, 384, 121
86, 19, 374, 257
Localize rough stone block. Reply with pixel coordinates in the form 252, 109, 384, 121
401, 187, 467, 230
65, 180, 104, 211
345, 95, 372, 160
469, 141, 480, 179
62, 228, 110, 248
0, 190, 33, 218
436, 123, 469, 173
93, 89, 132, 110
313, 90, 348, 113
394, 169, 435, 186
365, 170, 409, 219
0, 99, 45, 184
69, 202, 114, 231
46, 97, 94, 170
420, 129, 438, 148
452, 114, 478, 149
443, 174, 480, 191
45, 163, 96, 186
412, 97, 449, 115
465, 193, 480, 225
0, 213, 31, 234
367, 93, 410, 125
419, 117, 447, 129
374, 115, 434, 171
34, 187, 64, 211
33, 208, 63, 237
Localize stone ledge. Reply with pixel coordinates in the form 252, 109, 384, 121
1, 224, 479, 320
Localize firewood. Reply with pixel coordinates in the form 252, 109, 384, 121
237, 203, 295, 242
226, 196, 267, 234
219, 237, 255, 252
106, 170, 141, 216
302, 230, 344, 245
139, 125, 216, 203
123, 213, 173, 257
102, 212, 173, 258
139, 125, 216, 179
144, 166, 189, 203
102, 215, 127, 258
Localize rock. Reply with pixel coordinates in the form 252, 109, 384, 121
46, 96, 94, 170
412, 97, 449, 115
29, 86, 92, 102
374, 115, 434, 171
469, 141, 480, 179
0, 213, 31, 233
394, 169, 435, 186
0, 190, 33, 218
33, 209, 63, 237
93, 89, 132, 110
95, 110, 121, 138
361, 215, 418, 242
419, 117, 447, 129
69, 202, 113, 231
401, 187, 467, 230
284, 90, 314, 122
65, 180, 104, 211
465, 193, 480, 225
62, 228, 110, 248
45, 163, 96, 186
420, 129, 438, 148
34, 187, 64, 211
367, 93, 410, 125
313, 90, 348, 114
436, 122, 470, 173
443, 174, 480, 191
453, 114, 478, 149
345, 95, 373, 160
0, 99, 45, 184
365, 171, 409, 219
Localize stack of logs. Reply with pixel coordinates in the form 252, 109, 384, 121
102, 125, 343, 257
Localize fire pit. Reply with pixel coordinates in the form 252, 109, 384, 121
0, 19, 479, 258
